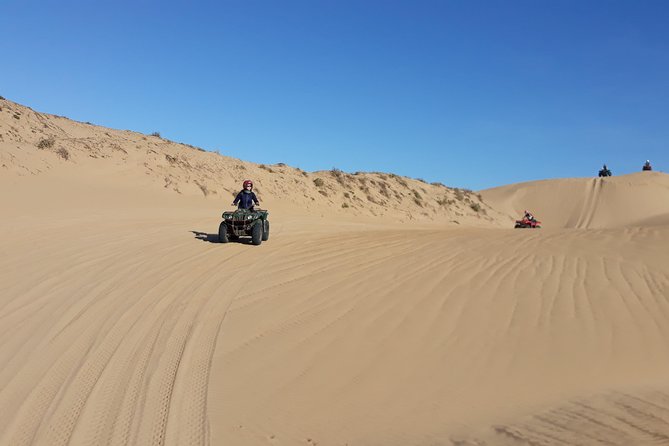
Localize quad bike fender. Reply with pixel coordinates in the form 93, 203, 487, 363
248, 219, 264, 229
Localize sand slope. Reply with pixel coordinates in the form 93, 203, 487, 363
0, 99, 504, 227
482, 173, 669, 229
2, 98, 669, 446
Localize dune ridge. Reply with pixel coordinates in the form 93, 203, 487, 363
0, 98, 503, 227
2, 97, 669, 446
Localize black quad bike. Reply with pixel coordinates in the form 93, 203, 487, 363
219, 208, 270, 245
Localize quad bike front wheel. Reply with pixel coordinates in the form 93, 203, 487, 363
261, 220, 270, 241
218, 222, 229, 243
251, 222, 263, 245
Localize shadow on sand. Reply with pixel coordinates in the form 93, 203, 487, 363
191, 231, 254, 245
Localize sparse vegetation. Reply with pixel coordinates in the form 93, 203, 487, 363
470, 203, 482, 212
330, 167, 347, 185
318, 190, 328, 197
343, 192, 351, 198
37, 138, 55, 149
431, 182, 445, 187
56, 147, 70, 160
259, 164, 275, 173
416, 178, 426, 183
150, 132, 161, 137
454, 188, 465, 201
276, 162, 286, 167
0, 95, 5, 100
412, 189, 424, 207
313, 178, 325, 187
13, 114, 20, 119
437, 196, 456, 206
379, 182, 391, 198
341, 202, 349, 208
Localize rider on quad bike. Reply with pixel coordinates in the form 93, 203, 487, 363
642, 160, 652, 171
232, 180, 260, 210
598, 164, 612, 177
220, 179, 269, 245
515, 210, 541, 228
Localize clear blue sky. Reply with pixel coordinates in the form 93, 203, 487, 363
2, 1, 668, 190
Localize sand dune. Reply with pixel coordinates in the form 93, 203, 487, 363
2, 98, 669, 446
482, 172, 669, 229
0, 99, 503, 227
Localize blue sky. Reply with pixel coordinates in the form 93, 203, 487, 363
2, 0, 668, 190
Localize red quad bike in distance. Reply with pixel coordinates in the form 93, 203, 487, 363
515, 216, 542, 229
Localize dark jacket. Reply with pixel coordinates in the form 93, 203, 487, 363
233, 190, 259, 209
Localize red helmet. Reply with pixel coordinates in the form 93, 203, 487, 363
242, 180, 253, 189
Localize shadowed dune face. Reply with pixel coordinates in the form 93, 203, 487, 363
3, 99, 669, 446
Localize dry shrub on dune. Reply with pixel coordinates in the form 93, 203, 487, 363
37, 138, 55, 149
56, 147, 70, 160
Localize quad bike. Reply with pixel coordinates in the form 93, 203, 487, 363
219, 208, 270, 245
598, 168, 612, 177
514, 217, 541, 229
642, 164, 652, 171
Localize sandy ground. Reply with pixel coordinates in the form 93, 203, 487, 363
2, 99, 669, 445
